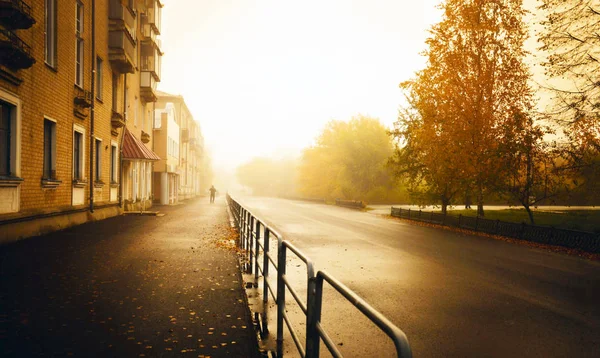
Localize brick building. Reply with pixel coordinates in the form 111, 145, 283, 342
153, 91, 204, 205
0, 0, 163, 243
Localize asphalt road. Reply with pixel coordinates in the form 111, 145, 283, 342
237, 196, 600, 358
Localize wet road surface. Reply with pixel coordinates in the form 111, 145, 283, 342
238, 196, 600, 358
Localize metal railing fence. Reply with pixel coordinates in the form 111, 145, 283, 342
391, 207, 600, 253
227, 194, 412, 358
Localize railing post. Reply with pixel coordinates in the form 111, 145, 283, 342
261, 227, 270, 337
263, 228, 270, 303
255, 219, 260, 281
475, 215, 479, 230
306, 275, 323, 358
239, 208, 245, 249
495, 219, 500, 234
276, 239, 286, 358
249, 216, 255, 274
458, 214, 462, 228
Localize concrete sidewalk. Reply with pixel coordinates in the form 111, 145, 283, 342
0, 197, 261, 357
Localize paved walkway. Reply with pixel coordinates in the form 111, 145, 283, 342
0, 198, 261, 357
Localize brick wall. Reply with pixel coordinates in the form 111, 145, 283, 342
0, 0, 122, 223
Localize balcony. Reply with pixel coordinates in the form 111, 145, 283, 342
140, 40, 161, 81
140, 71, 157, 102
109, 0, 137, 74
0, 0, 35, 29
0, 29, 34, 69
140, 14, 162, 52
146, 0, 162, 35
111, 110, 125, 128
141, 130, 150, 144
74, 87, 92, 108
73, 86, 92, 119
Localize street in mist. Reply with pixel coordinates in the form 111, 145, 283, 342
237, 196, 600, 357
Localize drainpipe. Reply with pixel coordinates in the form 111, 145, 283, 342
151, 101, 155, 204
89, 0, 96, 213
120, 74, 128, 207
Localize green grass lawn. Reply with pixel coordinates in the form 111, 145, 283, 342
450, 209, 600, 233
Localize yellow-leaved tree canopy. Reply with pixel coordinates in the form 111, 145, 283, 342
298, 115, 407, 203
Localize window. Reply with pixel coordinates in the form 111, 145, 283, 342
96, 57, 103, 100
43, 119, 56, 179
75, 2, 84, 87
110, 144, 117, 183
112, 73, 119, 111
95, 139, 101, 182
0, 101, 14, 177
45, 0, 57, 67
73, 130, 84, 180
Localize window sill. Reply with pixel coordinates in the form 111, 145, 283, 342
72, 179, 87, 188
0, 176, 23, 187
110, 182, 119, 188
94, 181, 105, 188
41, 178, 62, 188
45, 62, 58, 72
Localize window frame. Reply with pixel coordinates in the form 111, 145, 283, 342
96, 57, 103, 100
45, 0, 57, 68
111, 73, 119, 111
73, 125, 85, 181
75, 1, 84, 88
110, 142, 118, 184
43, 117, 57, 180
0, 102, 12, 177
0, 92, 21, 179
94, 138, 102, 183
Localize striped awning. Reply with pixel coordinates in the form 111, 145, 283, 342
122, 128, 160, 161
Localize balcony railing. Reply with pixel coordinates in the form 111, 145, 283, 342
140, 42, 161, 81
146, 0, 162, 35
109, 0, 136, 37
108, 0, 136, 73
140, 71, 157, 102
0, 0, 36, 29
0, 28, 34, 70
109, 29, 136, 74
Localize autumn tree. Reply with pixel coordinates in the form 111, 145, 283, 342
392, 0, 537, 216
298, 116, 407, 203
389, 92, 463, 214
538, 0, 600, 180
496, 113, 559, 224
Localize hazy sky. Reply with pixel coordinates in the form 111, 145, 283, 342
157, 0, 541, 171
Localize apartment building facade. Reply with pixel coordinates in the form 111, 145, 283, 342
153, 91, 204, 205
116, 0, 162, 211
0, 0, 163, 242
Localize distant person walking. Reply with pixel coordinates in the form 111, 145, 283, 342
209, 185, 217, 203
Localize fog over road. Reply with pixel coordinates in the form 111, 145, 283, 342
237, 196, 600, 358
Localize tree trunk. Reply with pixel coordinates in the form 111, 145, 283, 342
464, 188, 472, 209
477, 184, 484, 217
525, 205, 535, 225
441, 198, 449, 215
